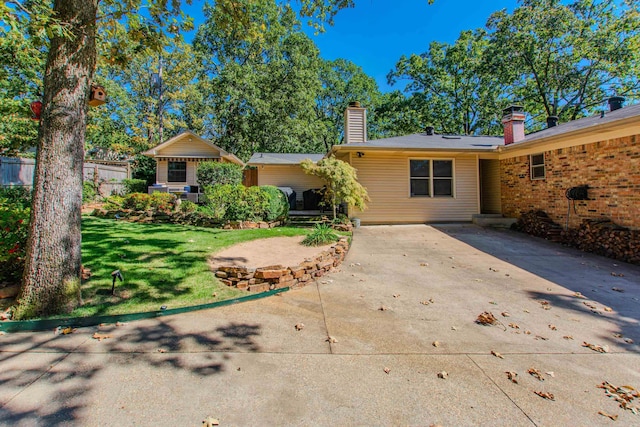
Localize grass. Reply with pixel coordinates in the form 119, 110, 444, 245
65, 217, 309, 318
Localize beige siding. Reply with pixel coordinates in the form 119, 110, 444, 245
156, 134, 221, 158
480, 159, 501, 214
349, 152, 479, 223
156, 159, 218, 187
258, 165, 325, 201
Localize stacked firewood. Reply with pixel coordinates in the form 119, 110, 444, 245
512, 210, 563, 241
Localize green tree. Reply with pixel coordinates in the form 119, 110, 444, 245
2, 0, 357, 318
388, 29, 505, 136
194, 0, 326, 161
486, 0, 640, 125
301, 157, 369, 219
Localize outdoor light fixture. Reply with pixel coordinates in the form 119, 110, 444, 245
356, 151, 365, 158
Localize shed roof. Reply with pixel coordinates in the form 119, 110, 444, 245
248, 153, 325, 165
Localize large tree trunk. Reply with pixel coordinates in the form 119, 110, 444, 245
14, 0, 98, 319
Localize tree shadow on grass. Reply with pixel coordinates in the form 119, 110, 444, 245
433, 225, 640, 351
0, 318, 262, 425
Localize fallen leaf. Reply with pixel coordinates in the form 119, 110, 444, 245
393, 294, 400, 298
563, 335, 574, 340
476, 311, 497, 325
420, 263, 429, 267
489, 301, 498, 305
534, 391, 555, 400
508, 323, 520, 329
451, 326, 457, 331
379, 305, 389, 311
432, 341, 440, 348
501, 312, 511, 317
624, 338, 634, 344
614, 333, 623, 338
383, 367, 391, 374
582, 342, 609, 353
523, 309, 530, 313
491, 350, 504, 359
548, 324, 557, 331
92, 332, 112, 341
612, 287, 625, 293
506, 371, 518, 383
437, 371, 448, 379
326, 336, 337, 343
157, 348, 166, 353
583, 301, 598, 310
603, 307, 613, 312
202, 417, 220, 426
115, 321, 128, 327
539, 300, 550, 306
546, 371, 555, 378
573, 292, 587, 299
429, 298, 435, 303
535, 335, 549, 341
420, 301, 430, 305
597, 411, 618, 421
61, 327, 75, 335
295, 323, 305, 331
528, 368, 545, 381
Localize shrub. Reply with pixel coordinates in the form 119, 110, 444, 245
0, 196, 30, 284
179, 200, 198, 213
103, 195, 124, 210
260, 186, 289, 221
122, 178, 147, 195
203, 184, 246, 221
122, 193, 152, 211
197, 162, 243, 187
302, 223, 339, 247
150, 192, 176, 212
82, 181, 97, 204
131, 154, 157, 186
0, 187, 31, 207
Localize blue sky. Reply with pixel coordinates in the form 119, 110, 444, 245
184, 0, 517, 92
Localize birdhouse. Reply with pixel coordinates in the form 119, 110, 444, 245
30, 100, 42, 120
89, 85, 106, 106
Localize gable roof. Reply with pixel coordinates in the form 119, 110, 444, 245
248, 153, 325, 165
143, 130, 244, 166
331, 133, 504, 154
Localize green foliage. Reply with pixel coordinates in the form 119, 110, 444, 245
196, 162, 243, 187
83, 181, 97, 204
0, 186, 32, 207
150, 192, 176, 212
302, 223, 339, 246
179, 200, 198, 213
0, 194, 30, 284
301, 157, 369, 218
122, 178, 147, 194
121, 192, 153, 211
260, 186, 289, 221
131, 154, 156, 185
202, 184, 289, 222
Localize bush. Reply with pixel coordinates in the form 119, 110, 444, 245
197, 162, 243, 187
122, 178, 147, 195
260, 186, 289, 221
150, 192, 176, 212
82, 181, 97, 204
302, 223, 339, 247
131, 154, 157, 186
103, 195, 124, 210
180, 200, 198, 213
202, 184, 289, 222
121, 193, 152, 211
0, 187, 31, 207
0, 196, 30, 284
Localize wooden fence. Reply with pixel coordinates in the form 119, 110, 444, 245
1, 157, 130, 196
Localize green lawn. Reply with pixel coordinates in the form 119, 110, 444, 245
71, 217, 308, 317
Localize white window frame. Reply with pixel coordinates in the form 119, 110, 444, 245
530, 153, 546, 180
409, 158, 455, 198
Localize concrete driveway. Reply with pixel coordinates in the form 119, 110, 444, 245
1, 225, 639, 426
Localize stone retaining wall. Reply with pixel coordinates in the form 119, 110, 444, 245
214, 236, 350, 292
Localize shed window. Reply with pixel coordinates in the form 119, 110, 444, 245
410, 159, 454, 197
168, 161, 187, 182
530, 153, 545, 180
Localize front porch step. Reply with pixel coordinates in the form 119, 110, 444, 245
472, 214, 517, 228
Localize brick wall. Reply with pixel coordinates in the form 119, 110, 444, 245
501, 135, 640, 229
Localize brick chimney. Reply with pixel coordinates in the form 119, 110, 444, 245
344, 101, 367, 144
502, 105, 525, 145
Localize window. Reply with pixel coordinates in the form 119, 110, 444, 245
530, 153, 545, 180
168, 161, 187, 182
410, 159, 454, 197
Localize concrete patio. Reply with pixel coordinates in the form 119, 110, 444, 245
1, 225, 639, 426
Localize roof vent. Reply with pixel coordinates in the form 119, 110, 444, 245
546, 116, 558, 128
608, 96, 625, 112
425, 126, 435, 135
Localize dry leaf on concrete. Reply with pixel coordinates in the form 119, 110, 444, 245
476, 311, 497, 325
432, 341, 440, 348
573, 292, 587, 299
92, 332, 112, 341
603, 307, 613, 312
534, 391, 555, 400
563, 335, 574, 340
624, 338, 634, 344
383, 367, 391, 374
598, 411, 618, 421
202, 417, 220, 426
491, 350, 505, 359
61, 327, 75, 335
548, 324, 558, 331
157, 348, 167, 353
420, 301, 430, 305
612, 287, 625, 293
294, 323, 305, 331
582, 342, 609, 353
379, 305, 390, 311
437, 371, 448, 379
393, 294, 400, 298
546, 371, 555, 378
506, 371, 518, 384
501, 312, 510, 317
326, 336, 338, 343
528, 368, 545, 381
535, 335, 549, 341
509, 323, 520, 329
